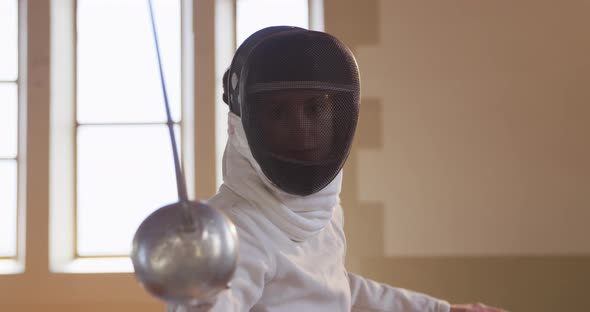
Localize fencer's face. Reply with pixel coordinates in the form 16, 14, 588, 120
252, 89, 335, 162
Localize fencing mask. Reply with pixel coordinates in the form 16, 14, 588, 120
224, 26, 360, 196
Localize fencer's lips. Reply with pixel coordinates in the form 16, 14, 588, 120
287, 149, 317, 154
284, 149, 320, 160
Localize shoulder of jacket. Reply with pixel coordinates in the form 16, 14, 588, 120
210, 185, 280, 279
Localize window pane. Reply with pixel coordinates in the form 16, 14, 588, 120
236, 0, 308, 46
0, 0, 18, 81
77, 0, 180, 123
77, 125, 181, 256
0, 83, 17, 158
0, 160, 17, 257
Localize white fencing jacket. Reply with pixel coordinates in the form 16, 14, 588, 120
168, 113, 450, 312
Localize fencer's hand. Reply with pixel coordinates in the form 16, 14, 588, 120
450, 303, 507, 312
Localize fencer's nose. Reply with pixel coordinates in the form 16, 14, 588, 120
288, 106, 315, 148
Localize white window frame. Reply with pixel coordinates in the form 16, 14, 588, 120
48, 0, 195, 273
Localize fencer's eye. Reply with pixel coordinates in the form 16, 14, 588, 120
306, 95, 329, 116
270, 105, 285, 119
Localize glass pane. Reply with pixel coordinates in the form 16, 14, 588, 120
236, 0, 308, 46
77, 124, 181, 256
0, 83, 17, 158
0, 160, 17, 257
77, 0, 180, 123
0, 0, 18, 81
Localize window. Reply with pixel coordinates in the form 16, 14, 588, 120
0, 0, 19, 261
75, 0, 182, 257
215, 0, 317, 188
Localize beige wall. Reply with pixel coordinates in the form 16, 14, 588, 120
325, 0, 590, 311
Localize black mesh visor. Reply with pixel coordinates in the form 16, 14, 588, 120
240, 30, 360, 196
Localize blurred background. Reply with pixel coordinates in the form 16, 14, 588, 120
0, 0, 588, 311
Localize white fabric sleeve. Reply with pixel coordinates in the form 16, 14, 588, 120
166, 208, 274, 312
348, 272, 450, 312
